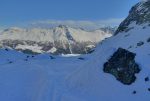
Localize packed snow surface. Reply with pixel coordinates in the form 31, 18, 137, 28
0, 23, 150, 101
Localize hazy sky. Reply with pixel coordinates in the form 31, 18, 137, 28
0, 0, 139, 28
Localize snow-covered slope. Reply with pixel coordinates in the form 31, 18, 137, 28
0, 1, 150, 101
67, 0, 150, 100
0, 25, 113, 54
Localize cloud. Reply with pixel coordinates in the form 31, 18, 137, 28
0, 26, 7, 32
141, 0, 149, 2
30, 18, 124, 30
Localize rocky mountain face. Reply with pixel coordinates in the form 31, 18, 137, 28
100, 26, 117, 35
0, 25, 113, 55
115, 0, 150, 34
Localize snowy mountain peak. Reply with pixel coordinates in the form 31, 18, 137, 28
3, 27, 24, 33
57, 24, 69, 29
53, 25, 75, 42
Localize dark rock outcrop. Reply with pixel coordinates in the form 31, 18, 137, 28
137, 41, 144, 46
148, 88, 150, 92
145, 77, 149, 82
78, 57, 85, 60
132, 90, 137, 94
103, 48, 141, 85
147, 37, 150, 42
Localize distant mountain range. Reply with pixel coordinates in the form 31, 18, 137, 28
1, 1, 150, 101
0, 25, 114, 54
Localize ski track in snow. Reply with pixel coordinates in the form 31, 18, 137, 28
0, 49, 90, 101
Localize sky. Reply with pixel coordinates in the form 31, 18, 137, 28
0, 0, 140, 28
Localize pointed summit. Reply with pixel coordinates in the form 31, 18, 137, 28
58, 24, 68, 29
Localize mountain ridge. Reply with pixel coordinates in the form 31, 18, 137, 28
0, 25, 113, 54
115, 0, 150, 34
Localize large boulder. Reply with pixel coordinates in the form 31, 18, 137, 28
103, 48, 141, 85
